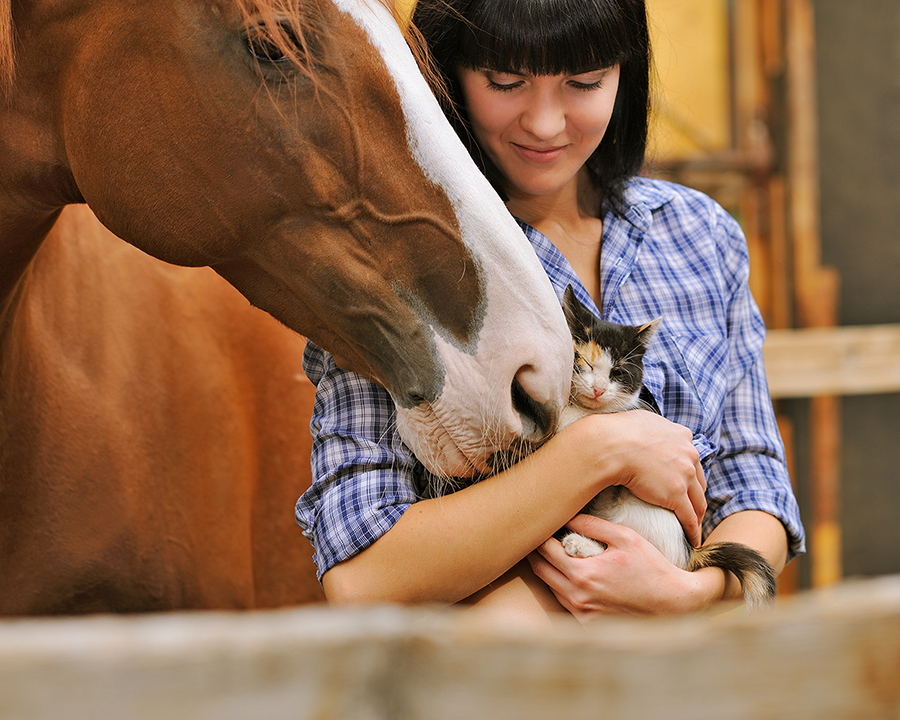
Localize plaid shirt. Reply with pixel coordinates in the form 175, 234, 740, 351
295, 177, 805, 580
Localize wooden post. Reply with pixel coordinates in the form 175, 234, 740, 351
784, 0, 842, 587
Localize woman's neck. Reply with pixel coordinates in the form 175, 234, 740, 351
506, 169, 604, 303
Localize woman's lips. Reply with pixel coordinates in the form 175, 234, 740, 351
512, 143, 567, 163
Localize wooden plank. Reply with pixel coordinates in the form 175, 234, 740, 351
764, 324, 900, 398
1, 577, 900, 720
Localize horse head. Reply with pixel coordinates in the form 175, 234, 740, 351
0, 0, 572, 477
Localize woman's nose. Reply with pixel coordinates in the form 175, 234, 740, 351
519, 93, 566, 139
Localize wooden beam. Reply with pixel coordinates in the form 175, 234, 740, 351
1, 578, 900, 719
764, 324, 900, 398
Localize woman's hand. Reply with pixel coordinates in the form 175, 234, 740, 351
527, 514, 726, 622
575, 410, 707, 546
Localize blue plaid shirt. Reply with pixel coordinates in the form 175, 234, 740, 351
296, 177, 805, 580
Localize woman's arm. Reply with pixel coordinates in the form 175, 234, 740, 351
323, 409, 706, 605
694, 509, 789, 601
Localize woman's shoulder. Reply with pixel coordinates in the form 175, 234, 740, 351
623, 177, 744, 243
625, 176, 731, 217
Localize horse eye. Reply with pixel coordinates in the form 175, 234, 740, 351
244, 23, 300, 64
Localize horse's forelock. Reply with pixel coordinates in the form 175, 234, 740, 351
0, 0, 14, 95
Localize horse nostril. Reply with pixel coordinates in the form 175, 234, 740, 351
511, 375, 555, 444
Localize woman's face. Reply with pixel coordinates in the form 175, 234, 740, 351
456, 65, 620, 201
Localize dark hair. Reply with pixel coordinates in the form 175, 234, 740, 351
412, 0, 651, 216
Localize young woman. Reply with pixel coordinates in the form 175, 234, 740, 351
295, 0, 804, 620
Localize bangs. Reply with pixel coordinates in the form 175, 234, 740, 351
457, 0, 639, 75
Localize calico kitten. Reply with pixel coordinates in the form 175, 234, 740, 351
558, 285, 776, 612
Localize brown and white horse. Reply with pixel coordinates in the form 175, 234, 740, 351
0, 0, 572, 614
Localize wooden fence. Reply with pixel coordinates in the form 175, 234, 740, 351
2, 575, 899, 719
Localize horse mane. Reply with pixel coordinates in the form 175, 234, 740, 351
0, 0, 13, 95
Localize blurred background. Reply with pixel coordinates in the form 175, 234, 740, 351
644, 0, 900, 591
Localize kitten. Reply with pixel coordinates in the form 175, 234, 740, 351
558, 285, 776, 611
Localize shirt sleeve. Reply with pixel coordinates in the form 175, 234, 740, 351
702, 207, 806, 560
294, 341, 420, 581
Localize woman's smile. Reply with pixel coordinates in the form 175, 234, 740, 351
512, 143, 569, 163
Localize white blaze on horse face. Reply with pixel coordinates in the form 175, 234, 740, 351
333, 0, 573, 476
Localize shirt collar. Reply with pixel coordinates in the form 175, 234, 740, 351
619, 177, 679, 232
513, 178, 677, 316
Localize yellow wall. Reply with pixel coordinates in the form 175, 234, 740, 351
396, 0, 416, 24
647, 0, 731, 160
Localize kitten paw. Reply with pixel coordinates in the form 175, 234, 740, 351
561, 533, 607, 558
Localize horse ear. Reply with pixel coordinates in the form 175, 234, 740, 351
636, 317, 661, 346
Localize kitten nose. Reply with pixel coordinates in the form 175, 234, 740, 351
593, 388, 606, 400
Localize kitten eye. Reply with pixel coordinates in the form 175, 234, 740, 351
574, 349, 594, 371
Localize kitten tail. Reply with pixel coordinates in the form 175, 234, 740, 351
688, 542, 777, 613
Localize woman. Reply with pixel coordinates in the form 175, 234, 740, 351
295, 0, 804, 620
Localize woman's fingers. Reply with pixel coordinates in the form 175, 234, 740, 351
527, 546, 568, 594
533, 516, 627, 575
687, 461, 707, 545
671, 459, 706, 547
563, 514, 632, 547
614, 411, 707, 547
528, 517, 680, 620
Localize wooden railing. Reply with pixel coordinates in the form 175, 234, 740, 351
765, 324, 900, 399
2, 576, 899, 719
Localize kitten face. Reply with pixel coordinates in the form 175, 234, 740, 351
571, 339, 642, 412
562, 285, 659, 414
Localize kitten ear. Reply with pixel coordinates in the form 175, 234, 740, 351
636, 317, 662, 346
562, 284, 586, 334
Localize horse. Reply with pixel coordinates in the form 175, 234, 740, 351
0, 0, 573, 614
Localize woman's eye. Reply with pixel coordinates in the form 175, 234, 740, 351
568, 69, 609, 91
569, 79, 604, 91
484, 72, 523, 92
487, 80, 521, 92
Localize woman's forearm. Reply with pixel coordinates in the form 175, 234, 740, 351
692, 510, 790, 605
322, 422, 608, 604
